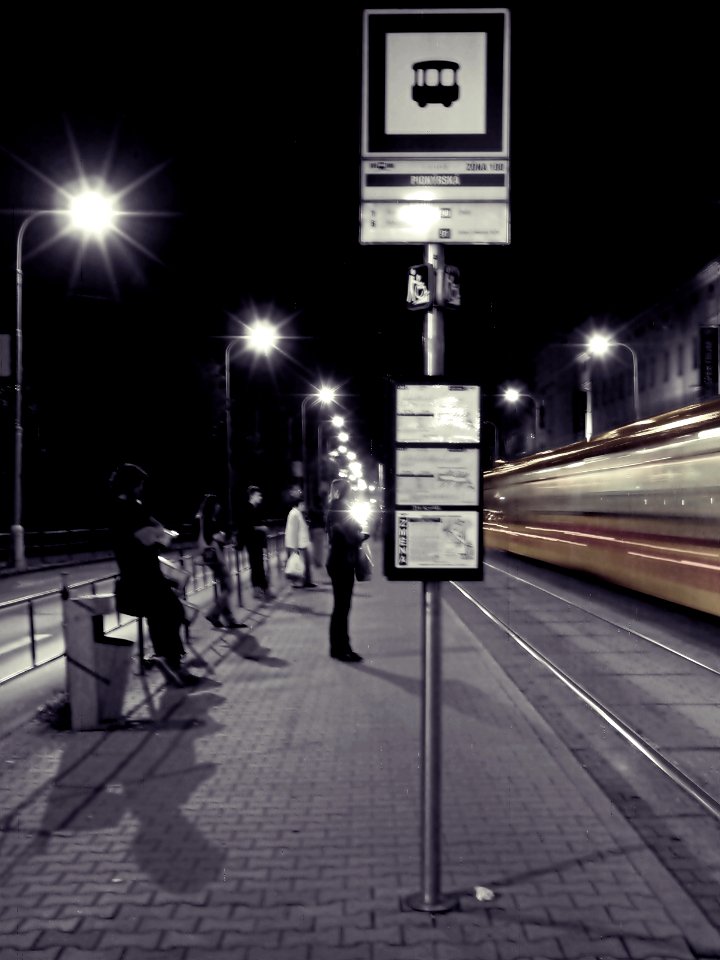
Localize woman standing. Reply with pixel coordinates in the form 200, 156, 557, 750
196, 493, 244, 628
325, 478, 367, 662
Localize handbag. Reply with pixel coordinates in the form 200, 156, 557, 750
355, 542, 373, 582
202, 545, 216, 564
285, 551, 304, 580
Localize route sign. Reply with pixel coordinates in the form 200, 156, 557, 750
361, 200, 508, 245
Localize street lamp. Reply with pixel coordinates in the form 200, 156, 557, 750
317, 415, 344, 503
586, 333, 640, 423
301, 386, 337, 508
12, 190, 117, 570
502, 387, 541, 453
225, 319, 279, 536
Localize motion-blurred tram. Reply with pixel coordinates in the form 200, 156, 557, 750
483, 396, 720, 618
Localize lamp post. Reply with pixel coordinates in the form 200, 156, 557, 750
12, 192, 117, 571
224, 320, 279, 536
502, 387, 541, 453
300, 386, 337, 507
587, 333, 640, 422
317, 415, 344, 505
482, 420, 499, 465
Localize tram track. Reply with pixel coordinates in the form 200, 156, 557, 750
451, 575, 720, 822
445, 552, 720, 932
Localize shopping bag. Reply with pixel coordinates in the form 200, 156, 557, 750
285, 551, 304, 581
355, 542, 373, 582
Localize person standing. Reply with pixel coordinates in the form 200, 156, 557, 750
108, 463, 200, 687
239, 485, 274, 601
196, 493, 245, 628
284, 495, 316, 589
325, 478, 367, 663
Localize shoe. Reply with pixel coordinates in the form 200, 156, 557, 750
153, 656, 186, 687
253, 587, 264, 600
224, 619, 247, 629
177, 666, 203, 687
263, 590, 276, 601
303, 582, 318, 588
206, 615, 223, 628
330, 650, 363, 663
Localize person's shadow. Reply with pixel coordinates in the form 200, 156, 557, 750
35, 690, 228, 892
207, 626, 289, 668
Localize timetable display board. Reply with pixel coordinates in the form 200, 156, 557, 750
384, 379, 483, 581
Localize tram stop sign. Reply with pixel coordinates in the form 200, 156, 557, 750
361, 8, 510, 245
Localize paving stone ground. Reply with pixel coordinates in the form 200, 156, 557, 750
2, 554, 720, 959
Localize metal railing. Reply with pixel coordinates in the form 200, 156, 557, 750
0, 522, 288, 573
0, 533, 286, 686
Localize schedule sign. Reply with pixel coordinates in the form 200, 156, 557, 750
384, 380, 483, 581
360, 8, 510, 246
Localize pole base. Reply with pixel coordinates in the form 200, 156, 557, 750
404, 891, 459, 913
11, 524, 27, 571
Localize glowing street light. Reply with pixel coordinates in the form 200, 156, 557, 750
301, 385, 338, 507
11, 189, 117, 570
586, 332, 640, 423
502, 386, 541, 453
317, 416, 345, 503
225, 319, 280, 535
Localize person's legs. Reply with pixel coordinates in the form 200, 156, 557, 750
144, 588, 202, 684
329, 569, 354, 656
248, 542, 268, 591
205, 561, 225, 624
212, 562, 244, 626
302, 547, 316, 587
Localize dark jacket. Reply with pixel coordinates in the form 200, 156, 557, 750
238, 502, 268, 551
325, 497, 365, 574
109, 495, 169, 615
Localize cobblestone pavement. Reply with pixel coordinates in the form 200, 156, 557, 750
2, 565, 720, 959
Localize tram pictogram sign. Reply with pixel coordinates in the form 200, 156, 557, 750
360, 8, 510, 246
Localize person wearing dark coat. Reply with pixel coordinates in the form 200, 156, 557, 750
196, 493, 244, 628
238, 485, 274, 601
108, 463, 200, 688
325, 478, 367, 663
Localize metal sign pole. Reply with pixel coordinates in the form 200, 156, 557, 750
406, 242, 459, 914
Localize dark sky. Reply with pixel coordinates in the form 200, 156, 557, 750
2, 2, 720, 526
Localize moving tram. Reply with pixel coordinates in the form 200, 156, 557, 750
483, 396, 720, 617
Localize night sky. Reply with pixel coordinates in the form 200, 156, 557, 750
1, 2, 720, 530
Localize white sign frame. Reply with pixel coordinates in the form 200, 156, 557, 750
362, 9, 510, 159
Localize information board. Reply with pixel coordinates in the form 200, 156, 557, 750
384, 380, 483, 581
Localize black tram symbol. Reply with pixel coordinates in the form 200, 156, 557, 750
411, 60, 460, 108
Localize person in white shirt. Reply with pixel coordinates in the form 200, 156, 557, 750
284, 496, 317, 589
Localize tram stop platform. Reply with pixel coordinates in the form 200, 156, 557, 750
1, 556, 720, 960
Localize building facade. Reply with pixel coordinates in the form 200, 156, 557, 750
527, 258, 720, 453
